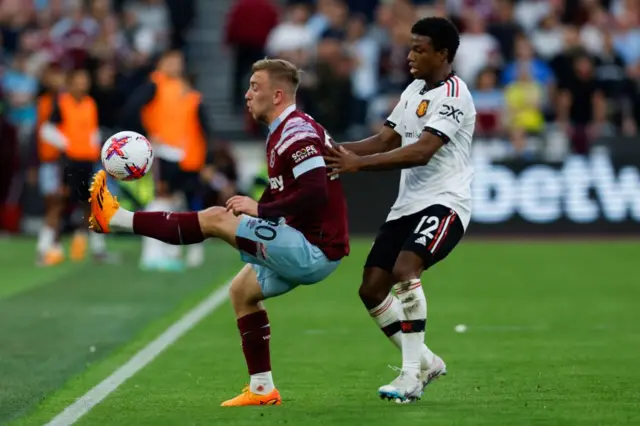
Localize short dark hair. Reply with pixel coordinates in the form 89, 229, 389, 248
411, 17, 460, 63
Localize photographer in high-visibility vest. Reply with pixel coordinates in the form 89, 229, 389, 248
35, 64, 66, 266
119, 52, 213, 270
39, 69, 112, 263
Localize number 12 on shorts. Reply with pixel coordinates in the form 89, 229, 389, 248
413, 215, 447, 254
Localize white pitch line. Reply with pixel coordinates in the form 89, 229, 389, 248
45, 280, 232, 426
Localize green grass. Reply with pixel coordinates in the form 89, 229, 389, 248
0, 237, 243, 425
4, 239, 640, 425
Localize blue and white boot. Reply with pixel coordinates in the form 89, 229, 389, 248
378, 368, 423, 403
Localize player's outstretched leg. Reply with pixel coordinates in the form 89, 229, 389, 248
359, 267, 444, 402
221, 264, 282, 407
88, 170, 240, 247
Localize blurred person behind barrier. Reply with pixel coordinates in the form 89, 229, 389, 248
504, 65, 545, 158
472, 67, 504, 139
176, 75, 215, 268
39, 69, 114, 263
35, 64, 66, 266
224, 0, 279, 112
265, 2, 314, 58
454, 11, 500, 87
119, 49, 192, 271
556, 54, 607, 154
311, 33, 354, 138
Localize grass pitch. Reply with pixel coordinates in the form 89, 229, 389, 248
1, 237, 639, 425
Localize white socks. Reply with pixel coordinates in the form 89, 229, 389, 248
396, 279, 427, 375
37, 226, 55, 253
368, 289, 436, 370
109, 208, 134, 231
368, 293, 403, 349
250, 371, 274, 395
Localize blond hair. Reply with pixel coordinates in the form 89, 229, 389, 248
251, 58, 301, 93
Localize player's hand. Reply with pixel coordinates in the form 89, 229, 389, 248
324, 145, 361, 176
226, 195, 258, 217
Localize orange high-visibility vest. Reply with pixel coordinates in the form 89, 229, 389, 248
179, 91, 207, 172
141, 71, 188, 148
57, 93, 100, 162
37, 93, 61, 163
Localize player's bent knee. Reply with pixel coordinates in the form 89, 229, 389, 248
229, 272, 264, 315
229, 266, 261, 300
198, 206, 231, 236
358, 274, 392, 308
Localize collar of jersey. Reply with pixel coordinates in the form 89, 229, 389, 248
422, 71, 456, 93
268, 103, 297, 136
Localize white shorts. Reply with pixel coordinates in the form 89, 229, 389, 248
39, 163, 61, 196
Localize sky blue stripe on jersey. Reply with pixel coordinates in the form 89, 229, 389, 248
292, 156, 325, 178
269, 104, 297, 135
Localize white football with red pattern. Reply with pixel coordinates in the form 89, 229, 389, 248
101, 131, 154, 181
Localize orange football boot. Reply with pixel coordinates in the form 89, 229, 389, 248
220, 386, 282, 407
38, 247, 65, 266
88, 170, 120, 234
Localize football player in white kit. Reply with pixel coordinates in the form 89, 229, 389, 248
326, 17, 475, 403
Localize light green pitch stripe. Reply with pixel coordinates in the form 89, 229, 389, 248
0, 239, 84, 300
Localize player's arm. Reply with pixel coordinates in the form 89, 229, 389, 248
339, 99, 403, 155
327, 98, 464, 173
347, 130, 444, 172
226, 140, 328, 218
39, 96, 68, 150
257, 141, 328, 218
339, 125, 401, 156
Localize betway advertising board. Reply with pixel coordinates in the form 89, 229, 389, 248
339, 150, 640, 235
469, 151, 640, 234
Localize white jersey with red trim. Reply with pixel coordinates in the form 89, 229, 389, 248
385, 74, 476, 229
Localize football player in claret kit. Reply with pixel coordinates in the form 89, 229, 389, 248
87, 59, 350, 406
326, 17, 476, 403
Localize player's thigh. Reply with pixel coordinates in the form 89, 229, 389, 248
364, 217, 414, 274
235, 216, 339, 285
398, 204, 465, 273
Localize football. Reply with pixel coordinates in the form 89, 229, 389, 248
101, 131, 154, 181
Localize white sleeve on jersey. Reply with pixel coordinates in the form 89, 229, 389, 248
422, 96, 469, 143
385, 99, 405, 134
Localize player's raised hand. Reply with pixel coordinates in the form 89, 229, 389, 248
324, 145, 361, 176
226, 195, 258, 217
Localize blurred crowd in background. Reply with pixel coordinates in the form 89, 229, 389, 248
0, 0, 241, 249
1, 0, 639, 238
225, 0, 640, 159
0, 0, 196, 160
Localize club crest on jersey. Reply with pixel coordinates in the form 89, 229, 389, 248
416, 100, 429, 118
